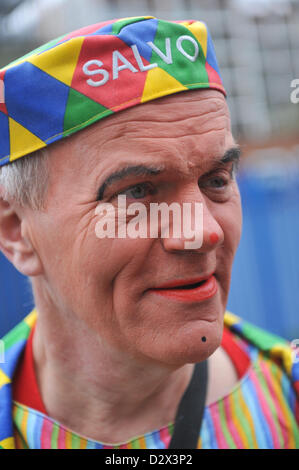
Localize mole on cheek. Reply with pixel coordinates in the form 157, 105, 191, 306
201, 336, 207, 342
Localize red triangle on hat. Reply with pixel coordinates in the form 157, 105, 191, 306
0, 70, 7, 114
0, 103, 8, 115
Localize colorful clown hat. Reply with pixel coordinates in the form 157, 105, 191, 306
0, 16, 226, 167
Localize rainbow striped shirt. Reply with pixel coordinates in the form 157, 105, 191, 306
1, 310, 299, 449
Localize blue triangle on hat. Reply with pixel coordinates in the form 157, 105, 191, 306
206, 30, 221, 77
91, 24, 113, 36
0, 111, 10, 164
4, 61, 70, 143
117, 18, 159, 63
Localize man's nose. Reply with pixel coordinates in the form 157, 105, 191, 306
160, 190, 224, 253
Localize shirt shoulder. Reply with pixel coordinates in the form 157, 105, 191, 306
0, 310, 37, 448
224, 311, 299, 398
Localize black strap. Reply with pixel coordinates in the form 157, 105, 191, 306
168, 360, 208, 449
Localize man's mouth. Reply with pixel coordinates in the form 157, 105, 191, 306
156, 279, 207, 290
148, 274, 218, 303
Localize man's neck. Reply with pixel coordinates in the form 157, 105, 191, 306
32, 307, 195, 444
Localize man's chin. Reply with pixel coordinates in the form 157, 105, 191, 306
135, 317, 224, 368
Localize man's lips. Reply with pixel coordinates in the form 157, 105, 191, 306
153, 274, 214, 289
148, 274, 218, 302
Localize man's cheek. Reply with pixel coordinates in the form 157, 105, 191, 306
220, 200, 242, 247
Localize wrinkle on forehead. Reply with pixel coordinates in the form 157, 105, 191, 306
47, 89, 232, 185
105, 92, 226, 125
75, 90, 230, 159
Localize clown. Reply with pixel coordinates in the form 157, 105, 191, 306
0, 17, 298, 449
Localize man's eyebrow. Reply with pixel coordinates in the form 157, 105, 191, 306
97, 165, 165, 200
220, 146, 242, 166
204, 145, 241, 176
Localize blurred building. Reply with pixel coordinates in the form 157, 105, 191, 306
1, 0, 299, 142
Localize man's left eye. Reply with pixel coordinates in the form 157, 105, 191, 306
207, 176, 229, 188
119, 182, 155, 199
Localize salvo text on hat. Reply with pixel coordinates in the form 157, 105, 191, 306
0, 16, 226, 167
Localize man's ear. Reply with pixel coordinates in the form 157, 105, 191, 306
0, 196, 43, 277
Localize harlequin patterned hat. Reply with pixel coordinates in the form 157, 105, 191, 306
0, 16, 226, 167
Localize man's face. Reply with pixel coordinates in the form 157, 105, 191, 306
26, 89, 242, 366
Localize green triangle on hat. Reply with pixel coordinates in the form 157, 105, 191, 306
63, 88, 114, 136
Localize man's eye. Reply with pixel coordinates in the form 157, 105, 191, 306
118, 182, 156, 199
207, 176, 229, 188
198, 171, 234, 202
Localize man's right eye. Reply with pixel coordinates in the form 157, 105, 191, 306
113, 182, 157, 200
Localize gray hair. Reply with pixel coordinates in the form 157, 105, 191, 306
0, 149, 49, 210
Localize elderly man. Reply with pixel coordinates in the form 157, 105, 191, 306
0, 17, 298, 450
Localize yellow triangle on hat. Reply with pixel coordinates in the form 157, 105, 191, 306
141, 67, 187, 103
27, 36, 84, 86
0, 437, 15, 449
182, 21, 208, 58
0, 369, 11, 388
9, 118, 46, 162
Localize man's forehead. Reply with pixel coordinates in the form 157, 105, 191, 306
45, 90, 236, 204
45, 88, 231, 191
84, 88, 226, 128
70, 89, 229, 154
